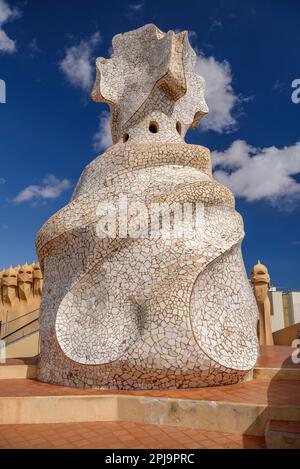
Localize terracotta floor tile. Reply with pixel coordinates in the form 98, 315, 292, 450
0, 421, 263, 449
1, 346, 297, 450
0, 347, 299, 407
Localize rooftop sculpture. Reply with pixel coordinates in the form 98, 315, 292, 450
91, 24, 208, 144
0, 263, 43, 321
36, 24, 259, 389
251, 261, 274, 346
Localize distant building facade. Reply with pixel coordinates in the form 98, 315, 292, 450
269, 288, 300, 332
250, 260, 299, 334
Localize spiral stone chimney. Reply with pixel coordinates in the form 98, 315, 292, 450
36, 24, 259, 390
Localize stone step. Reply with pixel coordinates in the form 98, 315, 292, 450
253, 367, 300, 381
4, 364, 300, 381
265, 420, 300, 449
2, 362, 299, 382
0, 359, 37, 380
0, 377, 299, 437
255, 345, 300, 381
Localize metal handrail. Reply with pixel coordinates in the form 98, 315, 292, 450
5, 327, 40, 347
5, 308, 40, 325
1, 317, 39, 341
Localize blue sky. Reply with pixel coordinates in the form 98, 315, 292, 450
0, 0, 300, 290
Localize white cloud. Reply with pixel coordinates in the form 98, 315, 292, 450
273, 79, 286, 93
59, 32, 101, 91
93, 111, 112, 152
129, 3, 144, 11
0, 28, 14, 52
196, 54, 239, 133
0, 0, 20, 53
13, 175, 72, 204
0, 177, 5, 184
28, 37, 40, 56
212, 139, 300, 208
126, 2, 144, 19
188, 30, 198, 44
209, 20, 223, 32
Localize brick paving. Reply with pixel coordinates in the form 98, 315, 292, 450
268, 420, 300, 433
0, 421, 265, 449
0, 377, 299, 406
258, 346, 299, 369
1, 346, 298, 406
0, 346, 298, 449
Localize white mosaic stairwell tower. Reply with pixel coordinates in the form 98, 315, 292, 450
36, 24, 259, 389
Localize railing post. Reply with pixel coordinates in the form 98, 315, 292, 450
0, 340, 6, 363
38, 325, 41, 355
5, 310, 8, 336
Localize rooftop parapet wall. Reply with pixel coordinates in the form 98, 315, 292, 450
0, 263, 43, 326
